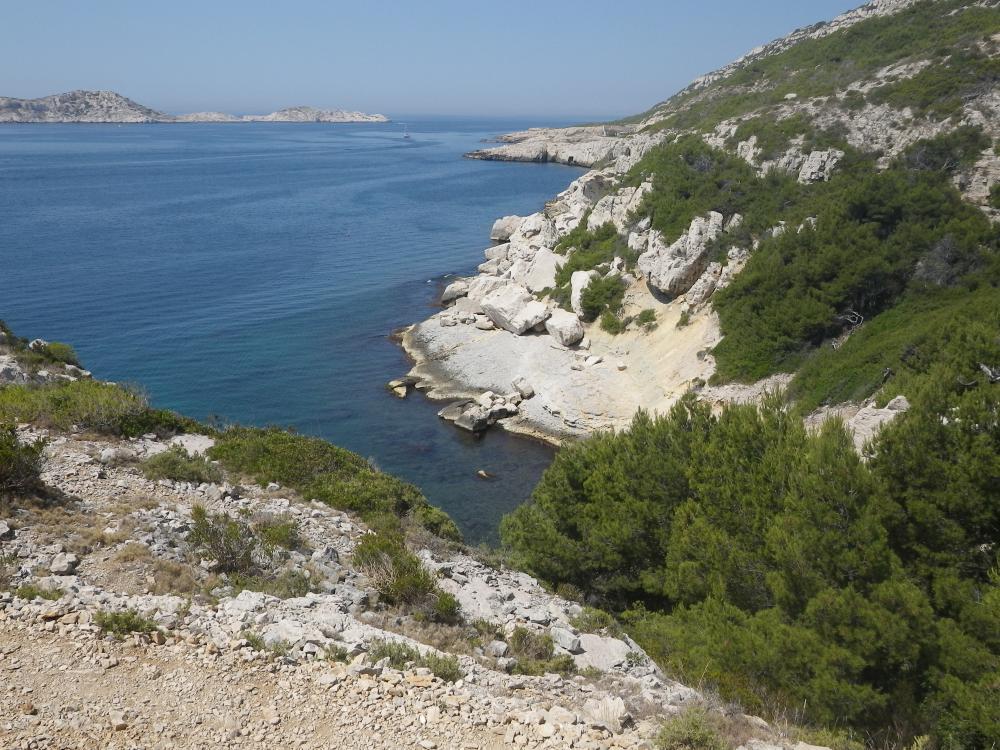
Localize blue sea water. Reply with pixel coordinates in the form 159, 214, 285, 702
0, 119, 583, 543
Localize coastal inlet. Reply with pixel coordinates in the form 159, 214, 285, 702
0, 119, 581, 543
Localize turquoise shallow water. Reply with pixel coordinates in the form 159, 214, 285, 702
0, 119, 582, 543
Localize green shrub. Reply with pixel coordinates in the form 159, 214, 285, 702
599, 310, 627, 334
254, 517, 300, 551
209, 427, 368, 488
711, 134, 996, 383
502, 373, 1000, 743
505, 626, 576, 676
15, 583, 61, 601
580, 275, 626, 322
990, 183, 1000, 210
95, 609, 159, 637
866, 49, 1000, 120
188, 505, 257, 574
0, 381, 202, 437
656, 709, 728, 750
141, 445, 223, 484
635, 309, 657, 331
366, 640, 465, 682
0, 424, 44, 500
210, 427, 460, 541
353, 531, 459, 623
40, 342, 80, 367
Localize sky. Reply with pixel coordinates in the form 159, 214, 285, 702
1, 1, 859, 119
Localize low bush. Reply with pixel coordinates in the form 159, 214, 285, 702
15, 583, 61, 601
188, 505, 258, 574
599, 310, 627, 335
656, 709, 728, 750
635, 309, 657, 331
40, 342, 81, 368
210, 427, 461, 541
0, 424, 45, 501
580, 275, 626, 322
353, 530, 460, 624
366, 639, 465, 682
0, 381, 203, 437
254, 516, 300, 551
141, 445, 223, 484
95, 609, 160, 637
507, 626, 577, 676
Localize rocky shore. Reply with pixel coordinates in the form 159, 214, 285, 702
401, 0, 999, 446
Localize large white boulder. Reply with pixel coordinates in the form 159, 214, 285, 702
441, 279, 469, 303
482, 284, 551, 335
490, 216, 522, 242
509, 212, 558, 251
465, 275, 510, 302
508, 247, 564, 293
570, 270, 599, 316
545, 309, 584, 347
637, 212, 725, 297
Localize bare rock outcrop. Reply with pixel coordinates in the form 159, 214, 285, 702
637, 212, 725, 297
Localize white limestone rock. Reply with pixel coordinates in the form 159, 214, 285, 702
586, 181, 652, 233
482, 285, 550, 335
441, 279, 470, 304
798, 149, 845, 183
545, 309, 585, 347
637, 212, 725, 297
508, 247, 564, 293
490, 216, 523, 242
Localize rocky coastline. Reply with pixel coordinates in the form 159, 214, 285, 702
399, 0, 999, 447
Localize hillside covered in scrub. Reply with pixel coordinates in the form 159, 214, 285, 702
411, 0, 1000, 747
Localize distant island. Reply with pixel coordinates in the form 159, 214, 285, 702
0, 90, 389, 123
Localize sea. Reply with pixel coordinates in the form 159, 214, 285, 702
0, 118, 585, 543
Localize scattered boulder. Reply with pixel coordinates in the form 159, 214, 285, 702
481, 285, 551, 335
490, 216, 523, 242
50, 552, 80, 575
512, 377, 534, 400
441, 280, 469, 304
574, 634, 631, 672
550, 626, 583, 654
545, 310, 584, 347
0, 520, 14, 541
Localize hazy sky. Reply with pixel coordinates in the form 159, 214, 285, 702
2, 1, 858, 118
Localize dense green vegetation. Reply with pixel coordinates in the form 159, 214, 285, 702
141, 445, 223, 484
637, 0, 999, 134
628, 135, 804, 246
208, 427, 461, 541
712, 128, 997, 384
352, 523, 461, 624
0, 423, 44, 502
867, 48, 1000, 121
0, 380, 203, 437
502, 326, 1000, 745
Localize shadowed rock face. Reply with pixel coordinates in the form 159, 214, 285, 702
0, 90, 388, 123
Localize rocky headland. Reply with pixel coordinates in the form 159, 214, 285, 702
401, 0, 999, 446
0, 90, 389, 124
